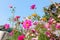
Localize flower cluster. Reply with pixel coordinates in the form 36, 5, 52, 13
1, 3, 60, 40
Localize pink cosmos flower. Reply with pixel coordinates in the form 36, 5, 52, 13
48, 17, 54, 24
32, 29, 36, 33
9, 31, 14, 36
33, 21, 38, 25
14, 16, 20, 21
31, 29, 38, 36
44, 23, 51, 30
18, 35, 25, 40
23, 20, 32, 29
4, 24, 10, 29
9, 4, 13, 8
16, 16, 20, 19
45, 31, 51, 37
21, 22, 23, 24
30, 4, 36, 9
55, 23, 60, 29
50, 38, 56, 40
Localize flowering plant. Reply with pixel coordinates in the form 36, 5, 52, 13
8, 3, 60, 40
1, 2, 60, 40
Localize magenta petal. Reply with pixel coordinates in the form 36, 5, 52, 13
48, 17, 54, 24
18, 35, 25, 40
4, 24, 10, 29
23, 20, 32, 29
55, 23, 60, 29
9, 31, 14, 36
44, 23, 50, 29
45, 31, 51, 37
30, 4, 36, 9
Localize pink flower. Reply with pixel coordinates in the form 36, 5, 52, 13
48, 17, 54, 24
21, 22, 23, 24
4, 24, 10, 29
16, 16, 20, 19
32, 29, 36, 33
55, 23, 60, 29
50, 38, 56, 40
23, 20, 32, 29
44, 23, 51, 30
30, 4, 36, 9
45, 31, 51, 37
33, 21, 38, 25
9, 31, 14, 36
9, 4, 13, 8
18, 35, 25, 40
14, 16, 20, 21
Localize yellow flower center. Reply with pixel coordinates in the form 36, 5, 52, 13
26, 22, 29, 27
42, 18, 46, 21
32, 13, 37, 17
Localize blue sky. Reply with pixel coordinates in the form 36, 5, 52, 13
0, 0, 60, 25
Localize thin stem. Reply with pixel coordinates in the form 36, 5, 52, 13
12, 12, 14, 28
